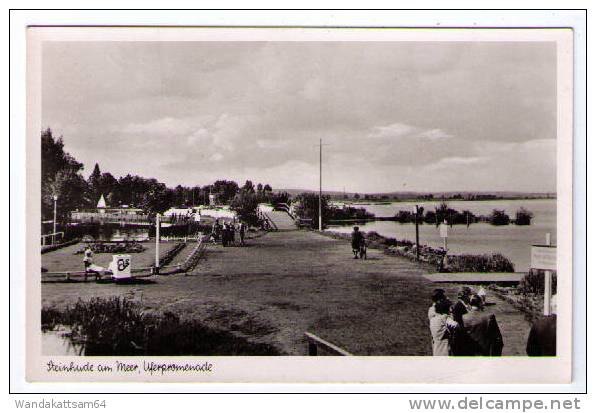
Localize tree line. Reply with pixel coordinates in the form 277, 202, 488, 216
41, 128, 277, 223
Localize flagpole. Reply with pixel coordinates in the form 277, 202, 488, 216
319, 139, 322, 232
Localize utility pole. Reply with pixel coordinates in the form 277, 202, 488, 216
319, 138, 322, 232
155, 214, 161, 274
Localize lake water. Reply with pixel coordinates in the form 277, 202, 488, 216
326, 199, 556, 272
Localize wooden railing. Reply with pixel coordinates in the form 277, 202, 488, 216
304, 332, 353, 356
41, 232, 64, 246
69, 212, 194, 226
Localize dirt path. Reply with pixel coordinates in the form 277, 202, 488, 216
42, 229, 531, 356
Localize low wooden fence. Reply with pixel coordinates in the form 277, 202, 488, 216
178, 236, 208, 273
295, 218, 313, 228
41, 238, 80, 254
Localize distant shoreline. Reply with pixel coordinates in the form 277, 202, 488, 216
329, 197, 557, 205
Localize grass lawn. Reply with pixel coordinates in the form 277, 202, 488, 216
42, 241, 181, 273
41, 230, 531, 356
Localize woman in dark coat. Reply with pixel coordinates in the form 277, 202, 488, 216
451, 295, 504, 356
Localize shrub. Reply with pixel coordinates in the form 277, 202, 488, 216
293, 193, 331, 228
159, 242, 185, 268
514, 207, 534, 225
444, 253, 515, 272
328, 206, 374, 221
74, 242, 145, 254
230, 189, 260, 226
519, 269, 557, 295
489, 209, 510, 226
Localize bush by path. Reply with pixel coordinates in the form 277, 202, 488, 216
323, 230, 515, 272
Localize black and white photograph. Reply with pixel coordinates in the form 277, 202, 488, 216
23, 26, 574, 383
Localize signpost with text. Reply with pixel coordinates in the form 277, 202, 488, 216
531, 233, 556, 316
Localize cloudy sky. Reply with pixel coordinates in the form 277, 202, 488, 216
42, 41, 557, 193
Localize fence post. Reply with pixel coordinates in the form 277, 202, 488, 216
308, 342, 318, 356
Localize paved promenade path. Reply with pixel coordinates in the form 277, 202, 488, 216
266, 210, 297, 230
42, 228, 531, 356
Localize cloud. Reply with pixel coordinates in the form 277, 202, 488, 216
42, 41, 557, 192
122, 117, 195, 136
368, 123, 452, 142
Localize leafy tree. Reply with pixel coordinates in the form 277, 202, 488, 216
88, 163, 102, 200
242, 180, 255, 193
270, 191, 291, 205
489, 209, 510, 226
263, 184, 272, 192
99, 172, 118, 205
230, 189, 259, 226
514, 207, 534, 225
212, 180, 239, 203
41, 128, 90, 221
44, 169, 90, 222
293, 192, 330, 228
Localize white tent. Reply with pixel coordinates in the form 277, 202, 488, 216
97, 194, 107, 209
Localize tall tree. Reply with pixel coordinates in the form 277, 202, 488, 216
212, 180, 239, 203
41, 128, 90, 221
242, 180, 255, 193
87, 163, 102, 204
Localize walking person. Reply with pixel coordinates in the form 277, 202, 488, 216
239, 222, 246, 246
230, 223, 236, 246
351, 226, 364, 259
222, 222, 229, 247
211, 219, 220, 244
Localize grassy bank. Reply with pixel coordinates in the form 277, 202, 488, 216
323, 230, 515, 272
42, 297, 282, 356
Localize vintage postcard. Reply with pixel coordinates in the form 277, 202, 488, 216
25, 27, 573, 383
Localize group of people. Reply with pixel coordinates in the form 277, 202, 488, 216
210, 219, 246, 247
350, 226, 367, 259
429, 286, 504, 356
429, 286, 557, 357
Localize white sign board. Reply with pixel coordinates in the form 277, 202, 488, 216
439, 223, 448, 238
109, 254, 132, 279
531, 245, 556, 271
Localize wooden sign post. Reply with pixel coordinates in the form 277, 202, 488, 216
439, 220, 449, 251
531, 233, 556, 316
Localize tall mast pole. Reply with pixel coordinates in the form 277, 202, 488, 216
319, 138, 322, 232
